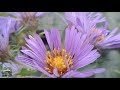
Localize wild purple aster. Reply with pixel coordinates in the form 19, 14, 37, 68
17, 26, 105, 78
6, 12, 47, 27
65, 12, 120, 49
0, 18, 16, 60
65, 12, 106, 31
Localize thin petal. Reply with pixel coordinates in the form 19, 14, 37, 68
53, 68, 60, 77
45, 29, 62, 51
74, 50, 100, 70
62, 68, 106, 78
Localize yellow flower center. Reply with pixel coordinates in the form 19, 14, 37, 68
97, 35, 104, 42
92, 28, 104, 42
45, 49, 73, 76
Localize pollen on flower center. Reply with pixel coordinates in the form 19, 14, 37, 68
52, 57, 66, 71
97, 35, 104, 42
45, 49, 73, 76
92, 28, 104, 42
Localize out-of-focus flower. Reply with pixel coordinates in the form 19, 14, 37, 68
0, 18, 16, 61
6, 12, 47, 28
0, 17, 19, 33
17, 27, 105, 78
65, 12, 106, 32
65, 12, 120, 49
88, 27, 120, 49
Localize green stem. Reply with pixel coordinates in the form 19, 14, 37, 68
0, 62, 3, 70
16, 26, 27, 35
23, 25, 37, 36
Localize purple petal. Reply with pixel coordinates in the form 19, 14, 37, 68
53, 68, 60, 77
65, 26, 77, 54
62, 68, 106, 78
18, 56, 55, 78
45, 30, 53, 51
45, 29, 62, 51
25, 35, 46, 60
74, 50, 100, 70
51, 29, 62, 50
105, 28, 118, 40
32, 60, 55, 78
62, 70, 74, 78
17, 56, 36, 67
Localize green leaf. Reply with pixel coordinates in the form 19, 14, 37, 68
94, 50, 120, 78
37, 12, 67, 31
104, 12, 120, 30
16, 68, 39, 76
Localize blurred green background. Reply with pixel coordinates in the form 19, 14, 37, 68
1, 12, 120, 78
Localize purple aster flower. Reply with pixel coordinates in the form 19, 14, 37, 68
6, 12, 47, 27
65, 12, 120, 49
0, 18, 16, 60
17, 26, 105, 78
65, 12, 106, 32
93, 27, 120, 49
